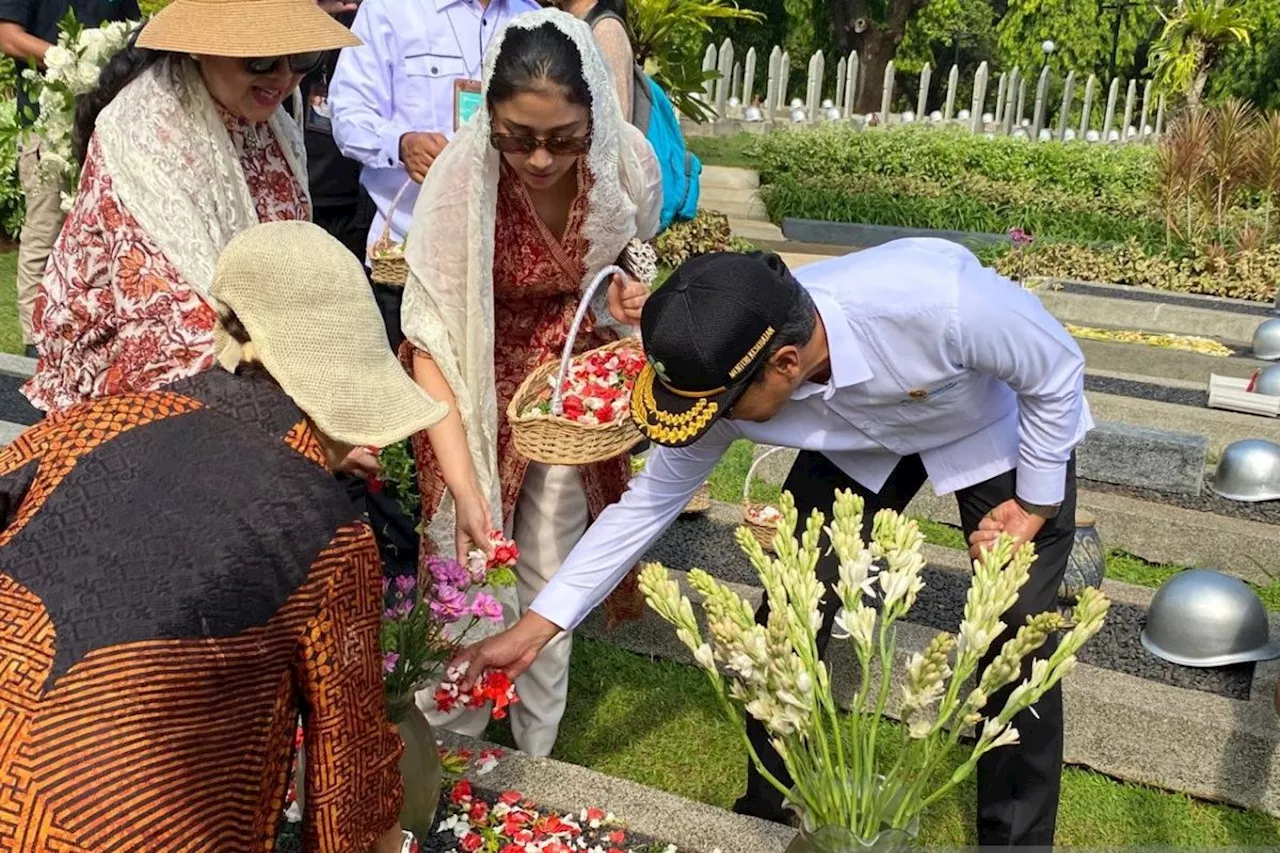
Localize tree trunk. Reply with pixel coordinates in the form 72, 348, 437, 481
829, 0, 929, 114
1188, 67, 1209, 112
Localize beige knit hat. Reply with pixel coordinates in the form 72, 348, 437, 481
210, 221, 448, 448
137, 0, 361, 57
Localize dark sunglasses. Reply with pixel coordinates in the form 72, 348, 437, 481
243, 52, 325, 76
489, 131, 593, 156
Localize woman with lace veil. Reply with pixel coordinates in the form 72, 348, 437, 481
22, 1, 362, 430
399, 9, 662, 757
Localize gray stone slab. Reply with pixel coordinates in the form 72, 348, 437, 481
1030, 282, 1261, 345
0, 353, 35, 379
1075, 337, 1269, 384
0, 420, 25, 447
1085, 391, 1280, 458
1076, 420, 1208, 496
780, 218, 1009, 250
579, 564, 1280, 818
438, 730, 796, 853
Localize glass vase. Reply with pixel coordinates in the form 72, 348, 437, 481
397, 704, 444, 840
784, 777, 921, 853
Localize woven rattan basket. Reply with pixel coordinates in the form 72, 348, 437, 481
507, 265, 645, 466
741, 446, 787, 553
681, 482, 712, 515
368, 178, 414, 286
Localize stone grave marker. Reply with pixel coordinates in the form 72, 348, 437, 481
1079, 74, 1097, 138
880, 59, 895, 123
1102, 76, 1120, 141
1058, 69, 1076, 140
970, 61, 989, 133
1077, 422, 1209, 496
917, 62, 932, 119
944, 63, 958, 120
1031, 64, 1050, 138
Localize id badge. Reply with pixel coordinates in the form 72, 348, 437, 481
454, 78, 483, 130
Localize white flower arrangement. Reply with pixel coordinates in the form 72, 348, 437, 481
640, 490, 1110, 842
21, 13, 139, 211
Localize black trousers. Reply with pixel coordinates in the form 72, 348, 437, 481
737, 451, 1077, 846
314, 193, 420, 579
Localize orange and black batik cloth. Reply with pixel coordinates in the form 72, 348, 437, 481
0, 369, 403, 853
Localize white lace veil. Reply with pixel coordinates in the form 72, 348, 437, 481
400, 8, 662, 557
94, 57, 310, 298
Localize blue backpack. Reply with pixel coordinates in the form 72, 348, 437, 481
592, 11, 701, 233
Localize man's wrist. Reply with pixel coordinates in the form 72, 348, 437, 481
1014, 496, 1060, 520
517, 610, 563, 649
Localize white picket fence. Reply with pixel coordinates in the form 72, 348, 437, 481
697, 39, 1167, 144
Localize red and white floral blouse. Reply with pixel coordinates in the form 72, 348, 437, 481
23, 111, 310, 413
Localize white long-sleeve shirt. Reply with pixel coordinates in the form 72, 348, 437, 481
328, 0, 539, 252
531, 238, 1094, 630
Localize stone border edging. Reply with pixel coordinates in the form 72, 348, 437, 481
780, 218, 1010, 250
1031, 282, 1265, 345
438, 731, 795, 853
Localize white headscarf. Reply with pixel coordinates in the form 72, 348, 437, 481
401, 9, 662, 554
94, 57, 310, 297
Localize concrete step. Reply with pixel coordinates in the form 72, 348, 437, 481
700, 164, 760, 190
726, 217, 783, 243
698, 185, 764, 208
698, 199, 769, 220
1084, 389, 1280, 457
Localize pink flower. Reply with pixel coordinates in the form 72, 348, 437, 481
428, 555, 469, 588
1009, 227, 1034, 248
471, 592, 504, 622
394, 574, 416, 595
430, 585, 469, 622
382, 652, 399, 674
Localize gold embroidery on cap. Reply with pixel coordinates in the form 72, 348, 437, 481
728, 327, 776, 380
631, 368, 719, 443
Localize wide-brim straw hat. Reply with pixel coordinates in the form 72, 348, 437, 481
137, 0, 361, 57
210, 221, 447, 449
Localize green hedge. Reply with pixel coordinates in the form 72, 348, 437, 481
754, 125, 1159, 200
0, 100, 24, 241
762, 171, 1164, 247
749, 125, 1165, 248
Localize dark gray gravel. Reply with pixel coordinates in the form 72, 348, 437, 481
1054, 280, 1275, 318
645, 514, 1253, 700
1082, 476, 1280, 526
1083, 374, 1209, 408
0, 372, 42, 426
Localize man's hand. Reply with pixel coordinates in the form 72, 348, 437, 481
400, 132, 449, 183
317, 0, 359, 14
606, 271, 648, 325
336, 446, 382, 480
967, 498, 1046, 560
452, 612, 562, 690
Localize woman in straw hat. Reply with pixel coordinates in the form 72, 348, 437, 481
23, 0, 360, 419
398, 9, 661, 757
0, 222, 439, 853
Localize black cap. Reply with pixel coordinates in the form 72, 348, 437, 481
631, 251, 801, 447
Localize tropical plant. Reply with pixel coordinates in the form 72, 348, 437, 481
628, 0, 763, 121
640, 490, 1109, 841
1147, 0, 1252, 110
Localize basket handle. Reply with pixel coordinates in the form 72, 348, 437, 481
550, 264, 626, 417
743, 445, 788, 508
374, 177, 416, 247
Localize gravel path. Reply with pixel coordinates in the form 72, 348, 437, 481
1082, 477, 1280, 526
1084, 374, 1209, 408
646, 514, 1254, 700
0, 372, 41, 426
1050, 281, 1274, 318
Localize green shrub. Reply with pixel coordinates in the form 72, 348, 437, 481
980, 239, 1280, 302
0, 100, 24, 240
654, 210, 743, 268
761, 172, 1165, 247
754, 125, 1159, 204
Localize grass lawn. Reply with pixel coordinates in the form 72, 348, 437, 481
488, 638, 1280, 845
687, 134, 764, 171
0, 251, 23, 355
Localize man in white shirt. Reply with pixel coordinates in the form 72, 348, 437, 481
456, 240, 1093, 845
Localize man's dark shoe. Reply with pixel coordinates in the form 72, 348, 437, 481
732, 793, 798, 827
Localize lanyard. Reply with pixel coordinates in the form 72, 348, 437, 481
444, 1, 490, 80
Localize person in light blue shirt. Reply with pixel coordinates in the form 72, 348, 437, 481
454, 240, 1093, 846
329, 0, 540, 269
